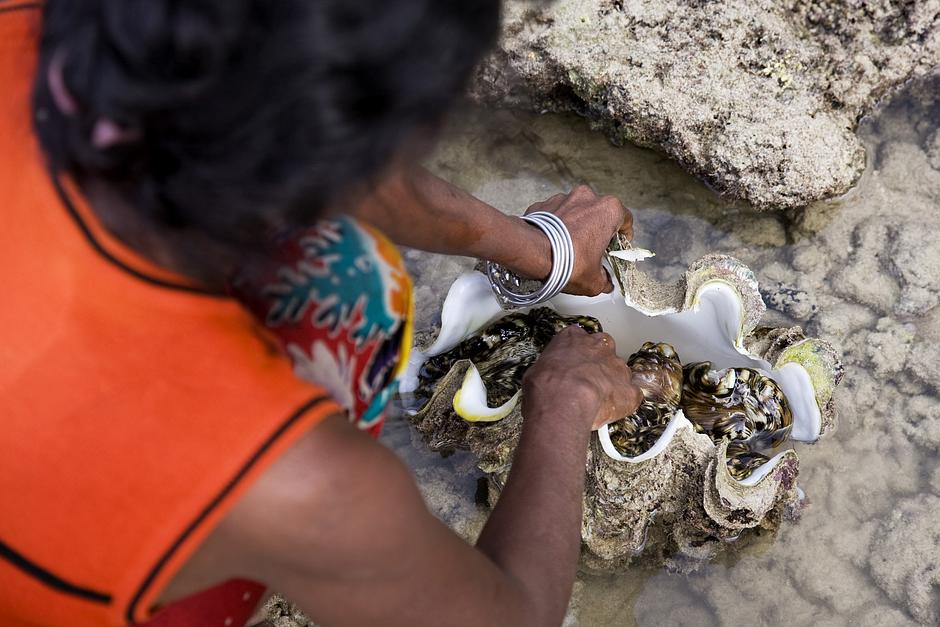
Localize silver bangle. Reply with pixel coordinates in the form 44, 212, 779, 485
486, 211, 575, 309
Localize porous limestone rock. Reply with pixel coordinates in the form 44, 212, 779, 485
869, 494, 940, 625
471, 0, 940, 209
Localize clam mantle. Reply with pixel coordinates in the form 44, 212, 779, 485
402, 238, 842, 569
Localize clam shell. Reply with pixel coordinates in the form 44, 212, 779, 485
582, 416, 714, 569
405, 235, 842, 569
410, 359, 522, 474
703, 440, 800, 530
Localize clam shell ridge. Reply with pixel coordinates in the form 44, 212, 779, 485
405, 235, 842, 569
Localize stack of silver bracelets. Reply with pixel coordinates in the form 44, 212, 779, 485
486, 211, 574, 309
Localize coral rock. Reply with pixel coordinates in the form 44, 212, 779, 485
471, 0, 940, 209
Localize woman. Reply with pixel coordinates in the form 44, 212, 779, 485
0, 1, 643, 626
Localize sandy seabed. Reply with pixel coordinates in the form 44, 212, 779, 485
262, 74, 940, 626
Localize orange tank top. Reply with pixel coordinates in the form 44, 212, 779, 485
0, 6, 344, 626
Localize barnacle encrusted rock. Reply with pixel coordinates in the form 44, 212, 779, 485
470, 0, 940, 209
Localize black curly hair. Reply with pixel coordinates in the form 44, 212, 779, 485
33, 0, 500, 280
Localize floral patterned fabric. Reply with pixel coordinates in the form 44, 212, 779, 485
235, 216, 413, 436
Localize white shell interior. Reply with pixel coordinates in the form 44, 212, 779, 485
452, 363, 521, 422
402, 269, 823, 484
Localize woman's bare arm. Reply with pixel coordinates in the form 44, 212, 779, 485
162, 328, 641, 627
350, 166, 633, 296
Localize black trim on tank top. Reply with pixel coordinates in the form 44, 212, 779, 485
3, 0, 221, 299
0, 2, 42, 15
0, 539, 112, 603
50, 170, 226, 298
125, 394, 333, 622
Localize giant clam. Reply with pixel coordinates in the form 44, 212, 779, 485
605, 343, 794, 481
416, 307, 602, 411
605, 342, 683, 459
402, 236, 842, 570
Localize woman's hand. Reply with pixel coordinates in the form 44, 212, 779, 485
522, 185, 634, 296
522, 326, 643, 431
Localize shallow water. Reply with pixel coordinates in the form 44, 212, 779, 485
386, 74, 940, 626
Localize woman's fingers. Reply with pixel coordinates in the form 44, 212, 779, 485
618, 208, 634, 240
590, 267, 614, 296
599, 194, 634, 240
